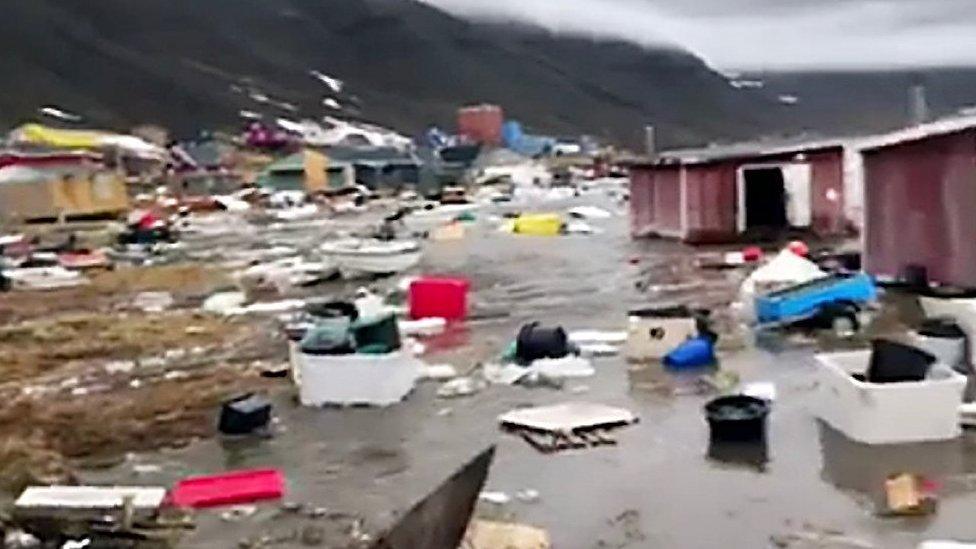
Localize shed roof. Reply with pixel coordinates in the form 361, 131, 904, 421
324, 145, 418, 165
857, 113, 976, 152
647, 136, 849, 166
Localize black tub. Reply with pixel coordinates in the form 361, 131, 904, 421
515, 322, 570, 364
866, 339, 935, 383
705, 395, 770, 443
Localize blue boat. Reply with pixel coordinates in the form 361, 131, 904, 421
755, 273, 877, 326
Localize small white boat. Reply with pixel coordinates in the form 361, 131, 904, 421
320, 238, 421, 279
235, 256, 338, 292
404, 203, 479, 232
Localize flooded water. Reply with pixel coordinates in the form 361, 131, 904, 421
83, 196, 976, 548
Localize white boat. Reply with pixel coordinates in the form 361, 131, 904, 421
320, 238, 422, 279
235, 256, 338, 292
404, 203, 479, 232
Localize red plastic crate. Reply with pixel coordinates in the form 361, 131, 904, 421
409, 277, 470, 321
169, 468, 284, 508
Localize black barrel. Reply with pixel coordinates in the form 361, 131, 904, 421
705, 395, 770, 443
219, 393, 272, 435
515, 322, 570, 363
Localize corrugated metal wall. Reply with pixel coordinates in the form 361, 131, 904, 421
629, 166, 682, 237
630, 147, 848, 243
685, 163, 737, 242
807, 150, 846, 234
864, 130, 976, 287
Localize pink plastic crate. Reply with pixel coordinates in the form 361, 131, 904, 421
169, 468, 284, 508
409, 277, 470, 321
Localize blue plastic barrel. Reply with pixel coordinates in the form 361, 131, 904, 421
663, 336, 716, 369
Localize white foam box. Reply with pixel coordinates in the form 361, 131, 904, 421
814, 350, 967, 444
15, 486, 166, 519
298, 350, 420, 407
624, 317, 697, 361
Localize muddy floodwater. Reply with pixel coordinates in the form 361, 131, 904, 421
66, 197, 976, 548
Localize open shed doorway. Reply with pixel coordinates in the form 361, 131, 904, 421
737, 163, 812, 233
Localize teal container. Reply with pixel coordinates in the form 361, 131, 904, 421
351, 313, 401, 354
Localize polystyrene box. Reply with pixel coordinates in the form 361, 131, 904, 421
298, 350, 420, 407
814, 350, 966, 444
625, 317, 697, 361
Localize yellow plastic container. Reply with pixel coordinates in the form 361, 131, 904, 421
512, 213, 563, 236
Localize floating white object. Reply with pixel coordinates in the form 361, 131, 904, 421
567, 206, 612, 220
814, 351, 966, 444
564, 221, 597, 235
742, 382, 777, 402
577, 343, 619, 357
436, 377, 484, 398
298, 351, 420, 407
420, 364, 458, 381
399, 317, 447, 337
238, 299, 306, 315
568, 330, 627, 344
959, 403, 976, 427
498, 402, 637, 432
202, 291, 247, 315
919, 543, 976, 549
478, 491, 511, 505
529, 356, 595, 378
15, 486, 166, 515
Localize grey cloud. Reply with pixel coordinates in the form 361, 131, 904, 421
418, 0, 976, 69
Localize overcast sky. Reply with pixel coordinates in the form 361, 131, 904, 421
419, 0, 976, 70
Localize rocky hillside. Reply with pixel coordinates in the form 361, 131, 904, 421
0, 0, 788, 148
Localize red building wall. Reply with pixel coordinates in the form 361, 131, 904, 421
457, 105, 504, 145
630, 147, 847, 243
629, 165, 681, 237
864, 130, 976, 287
684, 162, 737, 243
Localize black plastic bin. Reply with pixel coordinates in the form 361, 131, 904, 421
219, 393, 272, 435
866, 339, 935, 383
515, 322, 570, 363
705, 395, 770, 443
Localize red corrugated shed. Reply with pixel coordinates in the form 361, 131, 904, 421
684, 162, 737, 243
863, 129, 976, 287
629, 165, 681, 237
457, 105, 503, 145
629, 143, 849, 243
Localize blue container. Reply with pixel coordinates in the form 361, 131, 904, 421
664, 336, 715, 369
755, 273, 877, 324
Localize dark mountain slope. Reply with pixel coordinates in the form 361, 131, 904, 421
0, 0, 787, 148
745, 69, 976, 136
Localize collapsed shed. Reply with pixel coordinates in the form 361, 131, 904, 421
629, 139, 861, 243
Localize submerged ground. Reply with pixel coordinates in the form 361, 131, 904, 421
5, 194, 976, 548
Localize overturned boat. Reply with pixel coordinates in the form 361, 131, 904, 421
320, 238, 421, 278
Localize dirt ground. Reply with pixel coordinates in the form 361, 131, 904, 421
0, 264, 232, 322
0, 264, 282, 494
